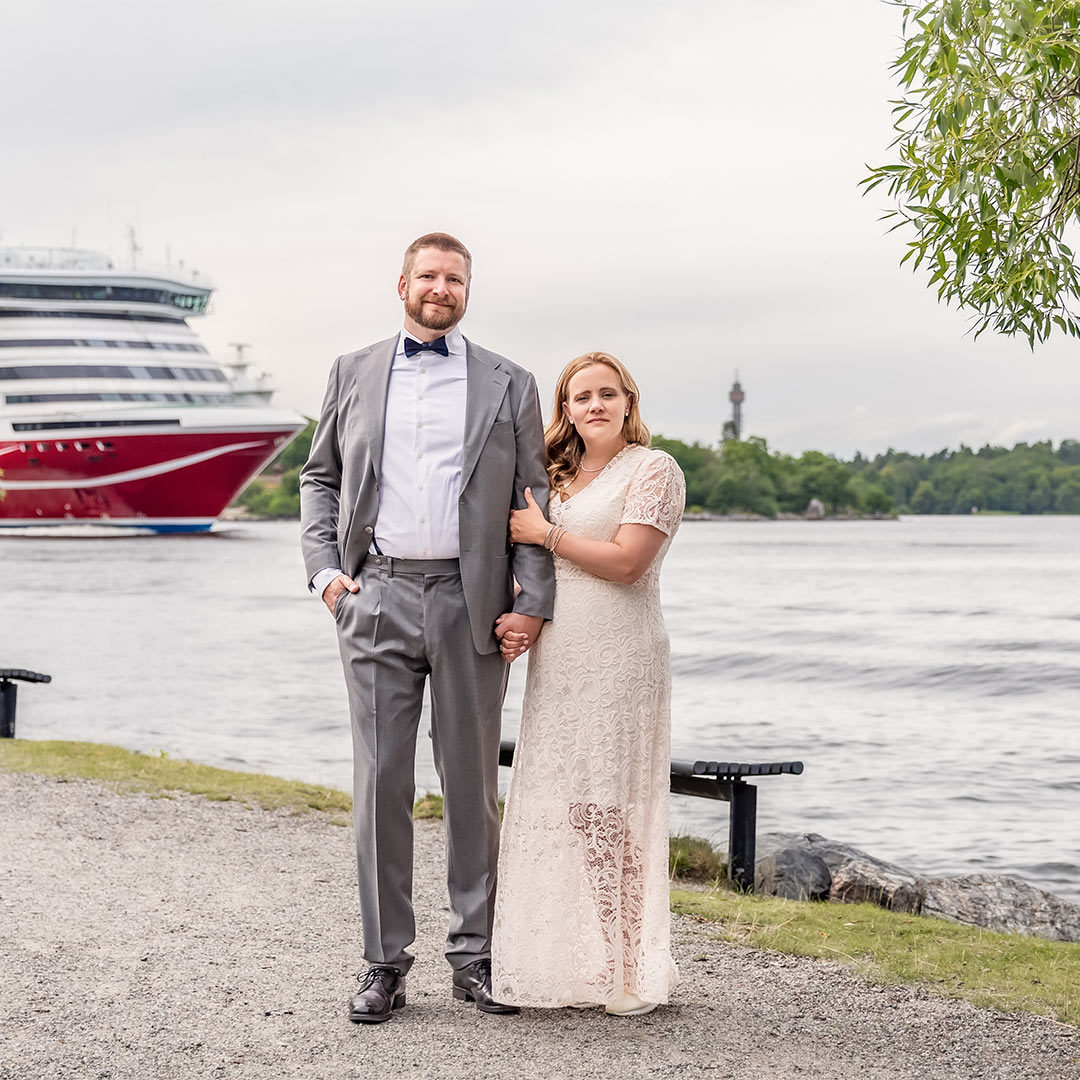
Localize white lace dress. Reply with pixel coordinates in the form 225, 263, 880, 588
492, 444, 686, 1007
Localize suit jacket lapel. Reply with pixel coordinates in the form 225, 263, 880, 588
358, 336, 397, 483
461, 340, 510, 491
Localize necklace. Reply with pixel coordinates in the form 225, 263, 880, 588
578, 445, 626, 473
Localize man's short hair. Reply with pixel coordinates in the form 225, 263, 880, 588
402, 233, 472, 280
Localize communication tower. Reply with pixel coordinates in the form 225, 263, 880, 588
724, 373, 745, 441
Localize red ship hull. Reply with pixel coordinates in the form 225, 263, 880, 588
0, 428, 298, 532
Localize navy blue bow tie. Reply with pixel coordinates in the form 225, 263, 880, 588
403, 335, 449, 358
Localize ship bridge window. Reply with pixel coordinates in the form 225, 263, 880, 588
13, 419, 184, 432
0, 363, 137, 379
0, 363, 227, 381
172, 366, 228, 382
6, 391, 237, 405
0, 338, 207, 353
174, 366, 228, 382
0, 283, 209, 313
0, 310, 187, 325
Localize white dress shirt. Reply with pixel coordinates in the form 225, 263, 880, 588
311, 325, 468, 598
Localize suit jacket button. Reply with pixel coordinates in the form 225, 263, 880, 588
364, 526, 374, 533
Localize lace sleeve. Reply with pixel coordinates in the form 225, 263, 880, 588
620, 451, 686, 536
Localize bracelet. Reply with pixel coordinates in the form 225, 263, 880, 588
550, 526, 567, 555
542, 524, 558, 549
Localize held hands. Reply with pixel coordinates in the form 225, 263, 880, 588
501, 487, 552, 660
495, 612, 544, 663
322, 573, 360, 615
508, 487, 549, 545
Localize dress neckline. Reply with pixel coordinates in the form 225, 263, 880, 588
559, 444, 635, 503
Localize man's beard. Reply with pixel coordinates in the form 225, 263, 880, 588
404, 289, 464, 331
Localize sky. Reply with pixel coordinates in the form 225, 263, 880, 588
4, 0, 1079, 458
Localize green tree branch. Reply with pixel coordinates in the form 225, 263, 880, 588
863, 0, 1080, 345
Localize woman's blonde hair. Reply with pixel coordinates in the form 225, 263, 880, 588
545, 352, 650, 497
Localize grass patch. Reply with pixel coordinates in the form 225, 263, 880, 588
0, 739, 353, 824
672, 886, 1080, 1027
413, 792, 445, 819
0, 738, 465, 824
411, 792, 507, 821
669, 833, 726, 882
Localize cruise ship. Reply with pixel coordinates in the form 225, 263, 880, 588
0, 247, 304, 532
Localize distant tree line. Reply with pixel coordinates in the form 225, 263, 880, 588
656, 436, 1080, 516
851, 439, 1080, 515
234, 424, 1080, 518
653, 436, 892, 516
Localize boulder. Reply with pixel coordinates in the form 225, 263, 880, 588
755, 847, 832, 901
829, 856, 925, 914
756, 832, 908, 875
755, 832, 924, 913
922, 874, 1080, 942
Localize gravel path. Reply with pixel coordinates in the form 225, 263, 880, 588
2, 773, 1077, 1080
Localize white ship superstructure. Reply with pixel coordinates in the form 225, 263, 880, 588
0, 247, 304, 531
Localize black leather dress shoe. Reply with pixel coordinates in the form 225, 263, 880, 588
348, 965, 406, 1024
451, 959, 520, 1014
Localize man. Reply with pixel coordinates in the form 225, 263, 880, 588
300, 233, 554, 1024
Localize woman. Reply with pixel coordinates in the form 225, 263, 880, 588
491, 352, 685, 1016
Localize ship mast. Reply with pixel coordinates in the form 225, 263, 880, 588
126, 225, 141, 270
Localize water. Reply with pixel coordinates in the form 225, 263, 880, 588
2, 516, 1078, 902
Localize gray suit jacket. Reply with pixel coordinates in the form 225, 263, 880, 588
299, 335, 555, 654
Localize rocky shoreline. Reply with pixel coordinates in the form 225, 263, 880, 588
752, 832, 1080, 942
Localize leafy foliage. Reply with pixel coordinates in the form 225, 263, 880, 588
853, 437, 1080, 512
661, 434, 1080, 516
863, 1, 1080, 344
653, 436, 875, 516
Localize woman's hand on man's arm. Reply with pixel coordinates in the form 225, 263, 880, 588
509, 487, 550, 545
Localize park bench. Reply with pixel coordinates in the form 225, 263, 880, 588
498, 739, 803, 892
0, 669, 52, 739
